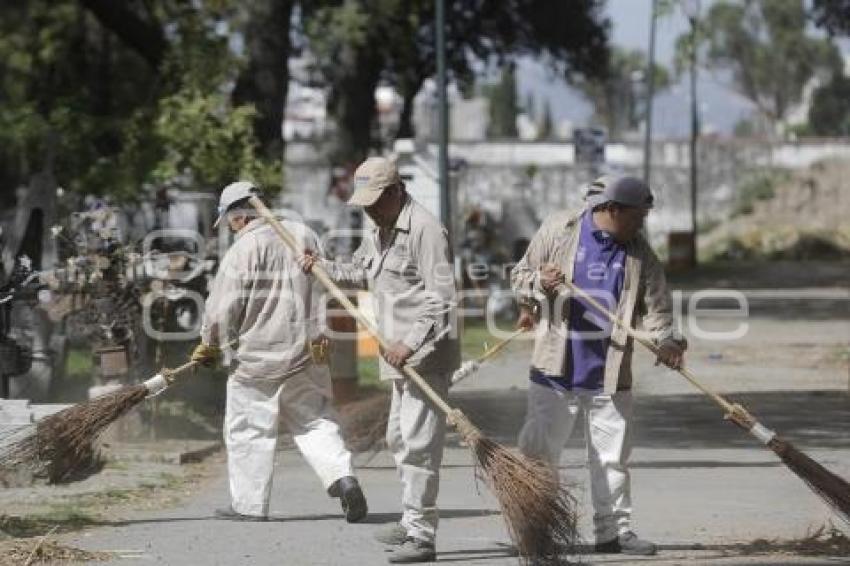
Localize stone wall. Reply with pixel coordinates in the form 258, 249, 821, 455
282, 139, 850, 249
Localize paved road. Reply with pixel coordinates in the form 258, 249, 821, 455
66, 312, 849, 564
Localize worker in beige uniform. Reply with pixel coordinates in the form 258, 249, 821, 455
191, 181, 368, 523
299, 157, 460, 564
511, 176, 686, 559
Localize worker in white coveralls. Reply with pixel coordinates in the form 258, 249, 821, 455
299, 157, 460, 564
191, 181, 368, 523
511, 175, 687, 558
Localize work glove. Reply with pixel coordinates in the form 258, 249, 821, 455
655, 338, 686, 370
310, 335, 331, 365
191, 343, 221, 368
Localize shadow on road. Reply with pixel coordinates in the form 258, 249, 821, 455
451, 390, 850, 450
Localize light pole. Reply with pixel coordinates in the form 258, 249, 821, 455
435, 0, 451, 241
643, 0, 659, 186
683, 0, 701, 267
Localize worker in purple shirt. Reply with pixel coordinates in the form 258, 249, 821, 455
511, 176, 687, 558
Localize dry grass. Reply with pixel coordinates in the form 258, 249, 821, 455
740, 524, 850, 557
0, 538, 112, 565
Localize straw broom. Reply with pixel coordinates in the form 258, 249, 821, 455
561, 279, 850, 525
0, 354, 214, 483
250, 197, 577, 564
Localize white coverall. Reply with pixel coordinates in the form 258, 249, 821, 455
202, 218, 355, 517
321, 196, 460, 543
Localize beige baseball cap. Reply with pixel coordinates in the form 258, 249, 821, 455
347, 157, 401, 207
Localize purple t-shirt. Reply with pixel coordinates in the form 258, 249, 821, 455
530, 209, 626, 392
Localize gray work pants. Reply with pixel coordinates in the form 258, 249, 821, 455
385, 372, 449, 543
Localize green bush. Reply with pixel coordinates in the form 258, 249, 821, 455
732, 170, 786, 217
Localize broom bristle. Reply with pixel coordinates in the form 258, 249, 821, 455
337, 392, 391, 452
769, 436, 850, 525
471, 437, 578, 565
0, 384, 149, 483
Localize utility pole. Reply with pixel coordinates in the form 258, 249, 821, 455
435, 0, 451, 241
684, 0, 701, 267
642, 0, 659, 185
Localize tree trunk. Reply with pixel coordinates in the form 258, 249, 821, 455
396, 90, 417, 140
395, 74, 425, 141
80, 0, 167, 70
329, 47, 383, 166
232, 0, 294, 161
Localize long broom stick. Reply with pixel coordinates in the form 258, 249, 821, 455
451, 327, 527, 386
0, 347, 227, 483
560, 279, 850, 524
250, 197, 576, 564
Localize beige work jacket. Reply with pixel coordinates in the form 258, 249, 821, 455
201, 218, 323, 381
321, 196, 460, 380
511, 208, 685, 393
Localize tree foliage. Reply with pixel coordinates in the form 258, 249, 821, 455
304, 0, 609, 163
0, 1, 284, 204
675, 0, 843, 128
575, 46, 670, 138
485, 65, 520, 139
809, 0, 850, 37
808, 75, 850, 136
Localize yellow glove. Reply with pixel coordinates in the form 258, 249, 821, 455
310, 336, 331, 365
191, 343, 221, 368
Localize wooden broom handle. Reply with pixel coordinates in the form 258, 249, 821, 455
161, 339, 240, 384
249, 196, 454, 416
475, 328, 527, 364
559, 279, 735, 414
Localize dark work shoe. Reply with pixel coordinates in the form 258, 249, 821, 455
329, 476, 368, 523
387, 537, 436, 563
595, 531, 657, 556
375, 523, 408, 546
214, 506, 267, 522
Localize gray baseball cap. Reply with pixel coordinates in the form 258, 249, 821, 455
585, 175, 654, 209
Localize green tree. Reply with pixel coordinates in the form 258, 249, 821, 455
676, 0, 843, 130
486, 65, 520, 139
538, 100, 554, 141
0, 1, 283, 204
808, 75, 850, 136
809, 0, 850, 37
304, 0, 609, 162
575, 46, 670, 138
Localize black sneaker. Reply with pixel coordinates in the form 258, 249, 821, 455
214, 506, 267, 522
387, 537, 436, 563
328, 476, 368, 523
595, 531, 657, 556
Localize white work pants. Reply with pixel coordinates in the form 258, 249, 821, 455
518, 382, 634, 543
224, 365, 354, 517
385, 372, 449, 543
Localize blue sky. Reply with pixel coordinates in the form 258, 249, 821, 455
517, 0, 849, 138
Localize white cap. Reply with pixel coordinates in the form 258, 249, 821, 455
214, 181, 259, 227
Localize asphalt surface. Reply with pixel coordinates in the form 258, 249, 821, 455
64, 311, 850, 565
